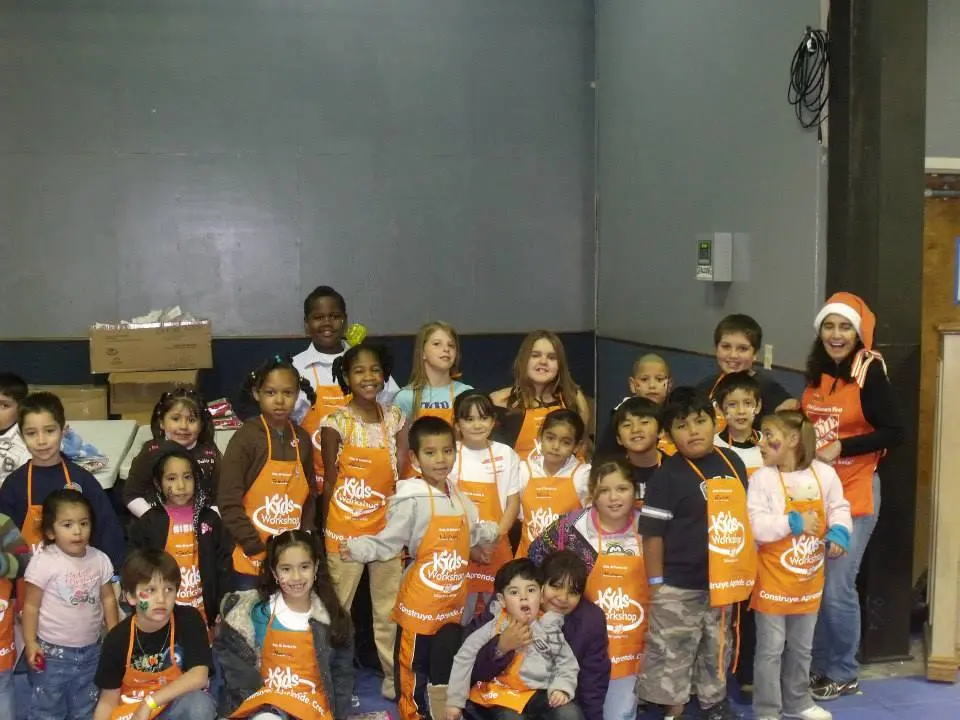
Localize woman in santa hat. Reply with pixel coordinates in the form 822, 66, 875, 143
801, 292, 904, 703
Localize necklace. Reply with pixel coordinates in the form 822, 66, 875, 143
134, 622, 170, 669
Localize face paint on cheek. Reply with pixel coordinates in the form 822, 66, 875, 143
769, 440, 781, 452
138, 600, 150, 611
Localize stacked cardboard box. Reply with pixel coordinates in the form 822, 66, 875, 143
29, 385, 109, 421
89, 320, 212, 421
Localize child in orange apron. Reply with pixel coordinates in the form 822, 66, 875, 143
0, 510, 30, 720
320, 341, 407, 701
490, 330, 591, 460
124, 388, 221, 518
219, 356, 317, 591
293, 285, 400, 491
516, 410, 590, 558
636, 388, 755, 720
92, 548, 216, 719
129, 443, 233, 638
449, 391, 521, 620
22, 490, 120, 719
446, 559, 580, 720
528, 460, 646, 720
341, 416, 500, 720
215, 530, 355, 720
748, 411, 851, 720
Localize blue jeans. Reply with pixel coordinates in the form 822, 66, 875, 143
0, 669, 14, 720
603, 675, 638, 720
27, 639, 100, 720
811, 473, 881, 682
159, 690, 217, 719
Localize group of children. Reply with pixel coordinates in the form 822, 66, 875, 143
0, 285, 855, 720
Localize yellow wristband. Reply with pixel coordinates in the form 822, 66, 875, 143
145, 695, 159, 711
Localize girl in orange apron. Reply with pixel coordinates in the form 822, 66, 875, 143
320, 341, 406, 700
748, 410, 852, 720
490, 330, 591, 460
216, 530, 355, 720
449, 391, 520, 619
128, 444, 233, 638
516, 410, 590, 558
341, 417, 501, 720
221, 357, 317, 591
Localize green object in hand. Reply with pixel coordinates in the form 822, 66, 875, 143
345, 323, 367, 347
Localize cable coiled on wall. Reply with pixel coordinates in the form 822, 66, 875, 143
789, 26, 829, 141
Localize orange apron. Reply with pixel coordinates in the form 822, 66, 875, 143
708, 374, 729, 434
802, 371, 882, 517
392, 490, 470, 634
514, 403, 562, 461
685, 451, 757, 607
585, 514, 647, 679
163, 513, 207, 628
232, 418, 308, 577
751, 468, 827, 615
229, 605, 332, 719
516, 461, 583, 558
657, 433, 677, 456
109, 616, 182, 720
324, 413, 395, 553
18, 461, 74, 608
0, 580, 14, 673
400, 385, 456, 479
468, 613, 536, 712
300, 366, 349, 493
456, 446, 514, 594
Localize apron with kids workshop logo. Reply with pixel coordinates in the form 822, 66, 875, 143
456, 446, 514, 595
324, 413, 395, 554
0, 580, 14, 673
468, 612, 536, 712
229, 605, 332, 719
516, 461, 583, 558
300, 366, 349, 493
18, 460, 74, 609
163, 512, 206, 628
751, 467, 827, 615
109, 616, 182, 720
584, 514, 647, 679
232, 418, 308, 577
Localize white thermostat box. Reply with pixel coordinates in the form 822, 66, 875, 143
696, 232, 733, 282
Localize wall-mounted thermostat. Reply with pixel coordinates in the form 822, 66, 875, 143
696, 232, 733, 282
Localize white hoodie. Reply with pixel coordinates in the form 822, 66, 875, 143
0, 424, 30, 488
346, 478, 499, 566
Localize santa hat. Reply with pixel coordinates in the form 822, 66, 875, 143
813, 292, 876, 350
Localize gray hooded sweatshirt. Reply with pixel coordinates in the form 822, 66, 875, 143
447, 600, 579, 710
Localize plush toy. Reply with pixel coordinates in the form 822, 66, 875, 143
345, 323, 368, 347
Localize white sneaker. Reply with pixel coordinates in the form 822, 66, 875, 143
785, 705, 833, 720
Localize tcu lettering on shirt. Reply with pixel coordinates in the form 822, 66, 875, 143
333, 476, 386, 517
419, 549, 467, 593
780, 534, 825, 577
594, 586, 645, 633
708, 511, 746, 558
252, 494, 302, 535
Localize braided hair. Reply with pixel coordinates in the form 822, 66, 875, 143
242, 355, 317, 406
331, 341, 394, 395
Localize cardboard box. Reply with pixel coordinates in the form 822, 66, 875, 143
108, 370, 199, 416
122, 411, 156, 427
29, 385, 108, 421
89, 321, 212, 373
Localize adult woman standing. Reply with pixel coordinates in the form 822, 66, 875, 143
801, 292, 903, 701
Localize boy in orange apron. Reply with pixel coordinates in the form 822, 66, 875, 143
342, 416, 500, 720
446, 559, 579, 720
636, 388, 755, 720
92, 549, 216, 719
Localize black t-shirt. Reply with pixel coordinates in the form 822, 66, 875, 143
630, 463, 659, 502
696, 369, 792, 428
637, 449, 748, 590
95, 605, 212, 690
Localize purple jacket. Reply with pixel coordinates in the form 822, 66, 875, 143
466, 599, 611, 720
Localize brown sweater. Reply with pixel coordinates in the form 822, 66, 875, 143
218, 417, 316, 556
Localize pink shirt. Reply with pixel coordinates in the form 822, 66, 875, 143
24, 543, 114, 647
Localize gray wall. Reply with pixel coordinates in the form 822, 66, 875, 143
595, 0, 826, 369
927, 0, 960, 158
0, 0, 595, 338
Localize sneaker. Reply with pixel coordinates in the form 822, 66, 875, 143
700, 698, 743, 720
738, 683, 753, 703
811, 677, 860, 701
809, 671, 826, 685
785, 705, 833, 720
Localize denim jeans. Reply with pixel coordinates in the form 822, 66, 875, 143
0, 669, 14, 720
27, 639, 100, 720
603, 676, 638, 720
811, 473, 881, 682
753, 612, 818, 718
160, 690, 217, 719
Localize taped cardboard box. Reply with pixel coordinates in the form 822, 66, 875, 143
108, 370, 199, 416
89, 320, 212, 374
29, 385, 108, 421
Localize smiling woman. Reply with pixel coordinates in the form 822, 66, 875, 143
801, 292, 904, 702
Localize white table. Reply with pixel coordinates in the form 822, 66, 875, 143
67, 420, 139, 490
117, 425, 237, 481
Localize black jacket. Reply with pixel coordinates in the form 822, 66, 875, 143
128, 496, 233, 627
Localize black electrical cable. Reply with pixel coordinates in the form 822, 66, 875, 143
789, 26, 829, 140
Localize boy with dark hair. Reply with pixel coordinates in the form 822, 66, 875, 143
607, 396, 663, 503
596, 355, 675, 458
697, 315, 794, 430
637, 388, 756, 720
0, 373, 30, 488
93, 549, 215, 719
712, 372, 763, 477
447, 559, 580, 720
